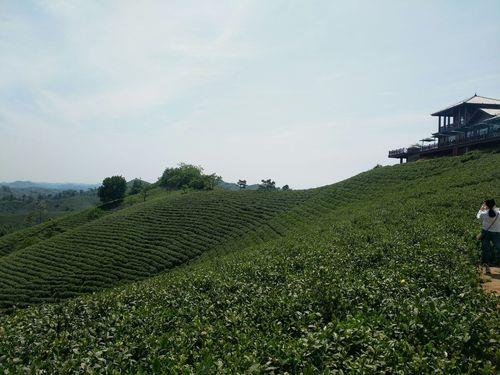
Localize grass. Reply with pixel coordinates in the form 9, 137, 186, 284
0, 151, 499, 373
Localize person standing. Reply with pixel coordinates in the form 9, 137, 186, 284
477, 199, 500, 275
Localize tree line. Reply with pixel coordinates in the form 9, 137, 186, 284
237, 179, 289, 190
97, 164, 290, 203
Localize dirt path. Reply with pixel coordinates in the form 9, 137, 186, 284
481, 267, 500, 295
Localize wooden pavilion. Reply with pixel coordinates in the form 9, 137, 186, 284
389, 94, 500, 163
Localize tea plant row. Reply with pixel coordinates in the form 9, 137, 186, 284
0, 153, 499, 372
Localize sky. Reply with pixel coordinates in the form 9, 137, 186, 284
1, 1, 500, 189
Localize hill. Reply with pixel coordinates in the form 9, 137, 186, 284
0, 181, 102, 235
0, 152, 499, 373
0, 186, 170, 256
0, 189, 316, 308
126, 178, 151, 191
217, 180, 260, 190
0, 178, 152, 237
0, 181, 99, 190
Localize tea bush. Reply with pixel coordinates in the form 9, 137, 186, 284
0, 152, 499, 373
0, 190, 318, 309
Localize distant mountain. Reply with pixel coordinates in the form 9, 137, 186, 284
125, 179, 152, 194
0, 181, 99, 191
126, 179, 152, 188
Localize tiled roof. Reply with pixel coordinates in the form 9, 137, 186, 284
431, 94, 500, 116
479, 108, 500, 116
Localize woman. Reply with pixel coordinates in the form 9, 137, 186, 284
477, 199, 500, 275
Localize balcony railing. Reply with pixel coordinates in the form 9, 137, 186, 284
433, 131, 500, 149
388, 148, 408, 157
438, 125, 462, 133
420, 143, 438, 152
389, 130, 500, 158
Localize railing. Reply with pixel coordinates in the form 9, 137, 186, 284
389, 130, 500, 157
388, 148, 407, 157
420, 143, 438, 151
433, 131, 500, 149
438, 125, 461, 133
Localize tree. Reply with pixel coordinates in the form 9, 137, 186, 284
97, 176, 127, 203
35, 199, 47, 224
201, 173, 222, 190
159, 164, 203, 190
141, 185, 151, 202
158, 163, 221, 191
259, 179, 276, 190
129, 179, 143, 195
282, 184, 290, 191
237, 179, 247, 189
25, 211, 35, 227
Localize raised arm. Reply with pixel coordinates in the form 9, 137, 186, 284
477, 202, 487, 219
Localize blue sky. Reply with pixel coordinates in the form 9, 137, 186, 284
1, 0, 499, 188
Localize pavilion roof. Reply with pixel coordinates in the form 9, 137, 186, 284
431, 94, 500, 116
479, 108, 500, 116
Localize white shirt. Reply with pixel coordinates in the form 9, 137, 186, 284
477, 208, 500, 232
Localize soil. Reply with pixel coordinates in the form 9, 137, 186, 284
481, 267, 500, 295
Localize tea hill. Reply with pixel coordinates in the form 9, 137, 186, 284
0, 152, 499, 373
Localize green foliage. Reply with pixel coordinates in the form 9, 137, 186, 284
140, 184, 151, 202
0, 223, 20, 237
97, 176, 127, 203
0, 152, 499, 373
0, 187, 159, 256
86, 208, 103, 221
259, 178, 276, 190
128, 179, 144, 195
0, 189, 313, 308
0, 188, 99, 233
158, 163, 221, 191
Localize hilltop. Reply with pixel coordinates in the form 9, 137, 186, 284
0, 152, 499, 373
0, 178, 264, 236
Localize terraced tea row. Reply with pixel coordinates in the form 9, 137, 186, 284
2, 152, 497, 310
0, 187, 171, 257
1, 152, 499, 373
0, 190, 315, 308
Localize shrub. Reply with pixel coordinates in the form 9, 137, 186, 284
97, 176, 127, 203
158, 163, 221, 191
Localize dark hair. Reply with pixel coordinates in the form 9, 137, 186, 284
485, 199, 497, 218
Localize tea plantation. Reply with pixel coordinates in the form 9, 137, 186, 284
0, 186, 173, 257
0, 190, 315, 308
0, 152, 499, 373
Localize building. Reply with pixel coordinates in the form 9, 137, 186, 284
389, 94, 500, 163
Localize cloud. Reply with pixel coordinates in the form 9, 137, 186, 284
1, 1, 499, 187
0, 1, 257, 126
